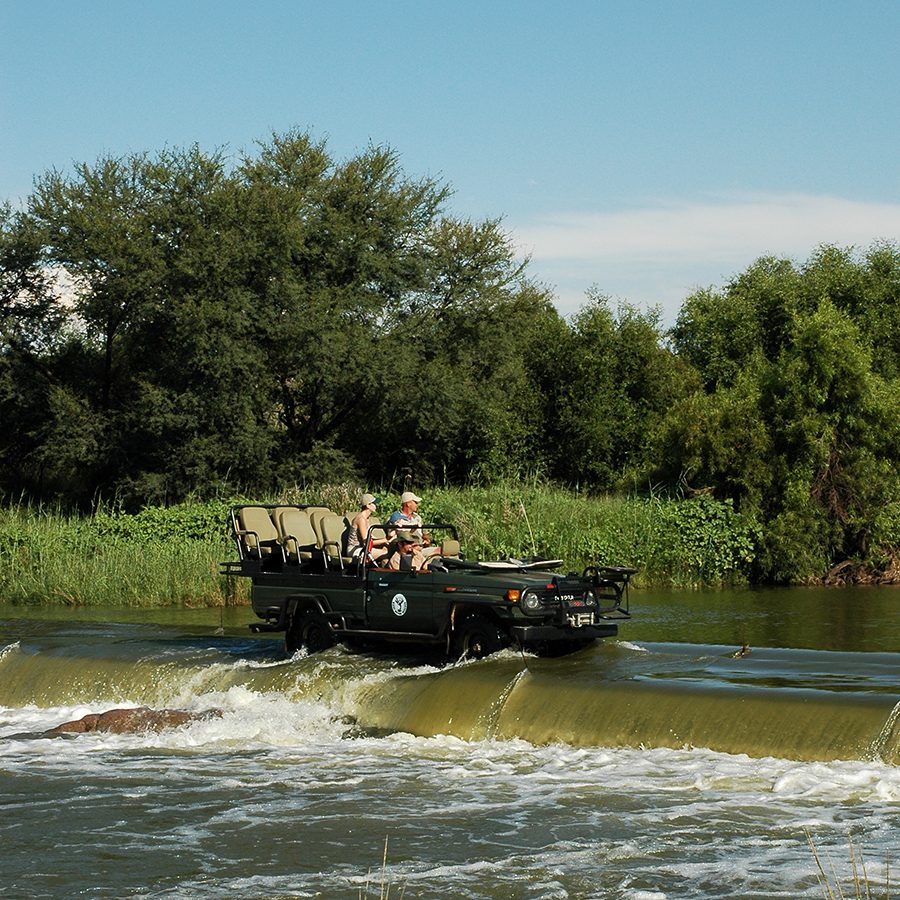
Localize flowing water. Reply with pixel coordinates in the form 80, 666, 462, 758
1, 587, 898, 899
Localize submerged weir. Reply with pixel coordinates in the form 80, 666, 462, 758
1, 630, 897, 765
349, 662, 900, 764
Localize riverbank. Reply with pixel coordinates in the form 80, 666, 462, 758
4, 483, 755, 607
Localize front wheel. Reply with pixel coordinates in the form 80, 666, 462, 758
451, 614, 507, 661
286, 608, 336, 655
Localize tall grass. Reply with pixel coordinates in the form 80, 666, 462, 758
400, 483, 754, 587
0, 503, 246, 608
277, 481, 756, 586
0, 483, 757, 607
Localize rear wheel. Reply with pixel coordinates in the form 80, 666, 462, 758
452, 614, 506, 660
286, 608, 335, 655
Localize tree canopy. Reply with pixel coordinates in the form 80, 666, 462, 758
659, 246, 900, 581
2, 130, 899, 581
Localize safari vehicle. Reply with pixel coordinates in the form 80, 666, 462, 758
221, 504, 635, 659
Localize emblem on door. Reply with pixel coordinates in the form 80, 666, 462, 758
391, 593, 408, 616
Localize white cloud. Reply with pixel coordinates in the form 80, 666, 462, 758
511, 192, 900, 323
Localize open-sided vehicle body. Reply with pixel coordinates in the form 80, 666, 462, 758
221, 504, 635, 659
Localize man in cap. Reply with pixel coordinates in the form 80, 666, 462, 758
347, 493, 388, 562
387, 531, 430, 572
388, 491, 442, 559
388, 491, 424, 541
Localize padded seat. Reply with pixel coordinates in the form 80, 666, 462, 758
308, 508, 333, 546
270, 506, 294, 530
277, 508, 318, 563
236, 506, 280, 559
320, 513, 352, 569
439, 538, 461, 559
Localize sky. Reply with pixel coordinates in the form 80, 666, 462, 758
3, 0, 900, 323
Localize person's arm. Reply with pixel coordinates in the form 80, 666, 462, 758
386, 512, 408, 540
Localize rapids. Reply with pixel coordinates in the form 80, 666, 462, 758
1, 588, 898, 898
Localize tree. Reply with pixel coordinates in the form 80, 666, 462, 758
671, 256, 805, 390
1, 130, 563, 503
356, 219, 560, 483
233, 134, 451, 479
0, 203, 89, 498
19, 147, 278, 503
654, 247, 900, 580
547, 294, 696, 490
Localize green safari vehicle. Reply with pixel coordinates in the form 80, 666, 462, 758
221, 504, 635, 659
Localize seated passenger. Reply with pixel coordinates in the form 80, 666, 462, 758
388, 491, 440, 558
387, 531, 430, 572
347, 493, 388, 562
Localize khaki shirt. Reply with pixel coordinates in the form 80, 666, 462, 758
387, 548, 429, 572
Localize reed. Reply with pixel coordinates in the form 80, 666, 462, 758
806, 830, 892, 899
0, 483, 756, 608
358, 836, 405, 899
0, 503, 245, 607
409, 483, 755, 587
279, 480, 756, 585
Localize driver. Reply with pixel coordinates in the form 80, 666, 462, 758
387, 531, 430, 572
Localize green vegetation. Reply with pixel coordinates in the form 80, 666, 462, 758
0, 486, 758, 607
2, 130, 900, 583
0, 501, 247, 607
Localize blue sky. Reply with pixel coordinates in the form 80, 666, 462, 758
3, 0, 900, 322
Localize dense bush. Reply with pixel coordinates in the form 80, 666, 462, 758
91, 500, 235, 543
0, 487, 762, 607
3, 131, 900, 583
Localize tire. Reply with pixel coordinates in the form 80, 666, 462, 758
452, 614, 507, 661
286, 608, 336, 655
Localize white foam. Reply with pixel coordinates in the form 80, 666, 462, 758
618, 640, 651, 653
0, 640, 20, 660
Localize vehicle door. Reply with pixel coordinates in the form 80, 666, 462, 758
365, 568, 435, 633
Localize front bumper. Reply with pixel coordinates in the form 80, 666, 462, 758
510, 622, 619, 645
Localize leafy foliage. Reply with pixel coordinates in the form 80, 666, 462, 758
91, 500, 234, 543
661, 245, 900, 581
0, 488, 759, 608
2, 129, 900, 582
0, 132, 564, 506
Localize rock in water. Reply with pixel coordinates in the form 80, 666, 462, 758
47, 707, 221, 734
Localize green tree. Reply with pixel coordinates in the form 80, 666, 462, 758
2, 130, 564, 503
235, 133, 450, 479
800, 242, 900, 380
548, 294, 696, 490
21, 147, 276, 503
657, 246, 900, 581
0, 203, 77, 498
358, 219, 559, 484
671, 256, 805, 390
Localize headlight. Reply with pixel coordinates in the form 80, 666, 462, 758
521, 590, 542, 612
582, 590, 597, 607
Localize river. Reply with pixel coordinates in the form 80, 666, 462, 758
1, 586, 897, 899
